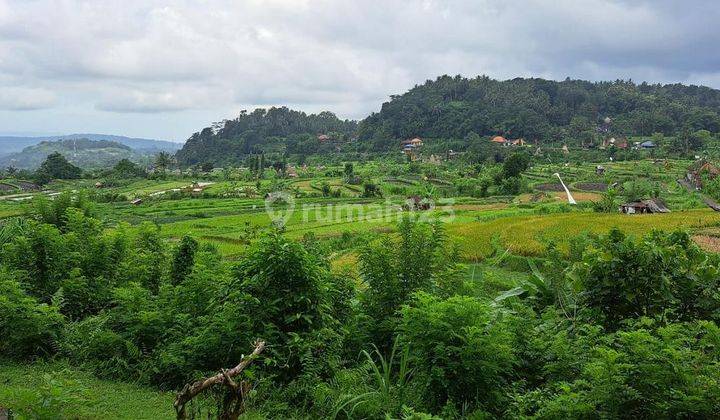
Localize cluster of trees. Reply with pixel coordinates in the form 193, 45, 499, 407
358, 75, 720, 150
175, 107, 357, 166
33, 152, 83, 184
2, 197, 719, 417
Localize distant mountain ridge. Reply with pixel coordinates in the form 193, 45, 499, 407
0, 138, 158, 169
0, 133, 182, 156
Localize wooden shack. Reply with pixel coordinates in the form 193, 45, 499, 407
619, 198, 670, 214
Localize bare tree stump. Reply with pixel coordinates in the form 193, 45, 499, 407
174, 340, 266, 420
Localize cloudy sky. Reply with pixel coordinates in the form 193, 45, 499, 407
0, 0, 719, 141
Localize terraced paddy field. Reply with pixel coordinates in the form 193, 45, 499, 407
1, 158, 717, 262
86, 194, 720, 260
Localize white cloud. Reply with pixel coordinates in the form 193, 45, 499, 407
0, 87, 56, 110
0, 0, 718, 139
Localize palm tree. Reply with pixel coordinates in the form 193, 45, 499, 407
154, 152, 172, 174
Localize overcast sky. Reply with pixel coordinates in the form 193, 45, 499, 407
0, 0, 719, 142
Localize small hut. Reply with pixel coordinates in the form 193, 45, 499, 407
403, 195, 431, 211
130, 198, 143, 205
595, 165, 605, 175
619, 198, 670, 214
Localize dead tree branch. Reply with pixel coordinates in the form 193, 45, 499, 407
174, 339, 266, 419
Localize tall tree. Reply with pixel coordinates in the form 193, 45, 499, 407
35, 152, 82, 184
154, 152, 173, 173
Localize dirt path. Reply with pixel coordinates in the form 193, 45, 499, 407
677, 179, 720, 212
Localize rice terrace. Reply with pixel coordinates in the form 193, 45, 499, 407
3, 1, 720, 419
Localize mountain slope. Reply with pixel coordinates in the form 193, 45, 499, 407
50, 134, 182, 152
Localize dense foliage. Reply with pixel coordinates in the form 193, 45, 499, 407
174, 76, 720, 167
34, 152, 82, 184
176, 107, 357, 166
359, 75, 720, 148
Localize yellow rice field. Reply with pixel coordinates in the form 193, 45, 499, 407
448, 208, 720, 261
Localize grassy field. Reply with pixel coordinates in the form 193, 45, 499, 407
0, 361, 174, 419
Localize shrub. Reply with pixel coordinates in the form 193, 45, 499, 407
512, 319, 720, 418
359, 219, 463, 348
572, 229, 720, 328
399, 293, 520, 414
0, 271, 64, 359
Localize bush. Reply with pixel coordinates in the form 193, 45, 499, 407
0, 271, 64, 359
359, 219, 463, 348
512, 319, 720, 418
572, 229, 720, 328
399, 293, 520, 414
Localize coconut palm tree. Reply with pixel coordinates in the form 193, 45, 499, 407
154, 152, 173, 174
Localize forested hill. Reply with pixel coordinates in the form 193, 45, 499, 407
0, 138, 149, 169
357, 75, 720, 149
175, 107, 357, 165
176, 77, 720, 165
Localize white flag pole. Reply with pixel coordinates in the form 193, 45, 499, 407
554, 172, 577, 205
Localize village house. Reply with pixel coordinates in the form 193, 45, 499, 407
401, 137, 423, 147
400, 137, 423, 160
408, 137, 423, 147
490, 135, 525, 147
639, 140, 656, 149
